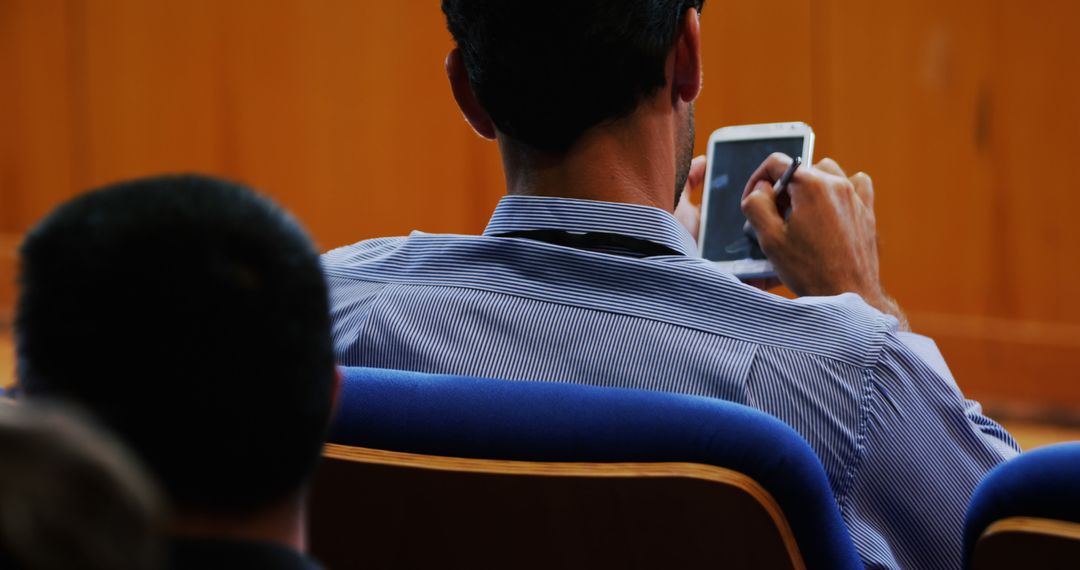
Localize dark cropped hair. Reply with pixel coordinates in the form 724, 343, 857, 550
15, 175, 336, 515
443, 0, 705, 152
0, 403, 163, 570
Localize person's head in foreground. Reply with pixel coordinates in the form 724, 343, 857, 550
443, 0, 705, 210
14, 175, 336, 566
0, 402, 163, 570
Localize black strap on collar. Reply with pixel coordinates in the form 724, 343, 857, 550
494, 229, 684, 259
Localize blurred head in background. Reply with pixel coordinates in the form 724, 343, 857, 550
442, 0, 705, 208
0, 402, 163, 570
14, 175, 336, 551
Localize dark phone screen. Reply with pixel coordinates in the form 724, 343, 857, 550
701, 137, 804, 262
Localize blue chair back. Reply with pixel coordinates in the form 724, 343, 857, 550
324, 367, 863, 570
964, 442, 1080, 568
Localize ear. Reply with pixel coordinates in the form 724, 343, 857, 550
446, 48, 497, 140
673, 8, 703, 104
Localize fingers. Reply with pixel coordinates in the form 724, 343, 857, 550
675, 155, 706, 237
674, 189, 700, 237
850, 172, 874, 208
742, 153, 794, 199
741, 180, 785, 250
811, 157, 874, 209
815, 157, 847, 177
684, 155, 707, 195
813, 158, 873, 208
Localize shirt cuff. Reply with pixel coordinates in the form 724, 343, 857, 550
896, 332, 955, 382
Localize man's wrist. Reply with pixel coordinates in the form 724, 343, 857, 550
863, 292, 910, 332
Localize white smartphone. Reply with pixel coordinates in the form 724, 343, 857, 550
698, 122, 815, 279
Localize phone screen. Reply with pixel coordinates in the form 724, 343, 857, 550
702, 137, 804, 262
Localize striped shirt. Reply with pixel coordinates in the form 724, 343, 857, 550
323, 195, 1019, 570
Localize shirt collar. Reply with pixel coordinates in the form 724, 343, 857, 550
483, 195, 699, 257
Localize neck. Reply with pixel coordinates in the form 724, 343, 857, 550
498, 100, 679, 211
171, 493, 307, 553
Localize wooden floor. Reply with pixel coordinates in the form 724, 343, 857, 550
0, 331, 1075, 449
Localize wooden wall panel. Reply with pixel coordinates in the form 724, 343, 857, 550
0, 234, 15, 329
2, 0, 503, 250
950, 0, 1080, 410
694, 0, 815, 137
987, 0, 1080, 322
0, 0, 75, 233
73, 0, 226, 190
814, 0, 1080, 413
209, 1, 504, 249
812, 0, 997, 315
1, 1, 1077, 412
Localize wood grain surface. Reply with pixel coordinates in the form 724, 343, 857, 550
1, 0, 1077, 412
314, 444, 806, 570
973, 517, 1080, 570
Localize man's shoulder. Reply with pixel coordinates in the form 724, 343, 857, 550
321, 233, 896, 369
323, 236, 411, 269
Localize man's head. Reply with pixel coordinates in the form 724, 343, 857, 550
442, 0, 704, 206
0, 403, 163, 570
15, 175, 336, 517
443, 0, 704, 151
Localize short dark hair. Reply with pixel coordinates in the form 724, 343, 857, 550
442, 0, 705, 152
15, 175, 336, 515
0, 403, 163, 570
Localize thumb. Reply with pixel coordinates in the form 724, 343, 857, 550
741, 180, 785, 250
685, 155, 707, 194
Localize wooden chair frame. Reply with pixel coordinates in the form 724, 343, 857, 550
311, 443, 807, 569
971, 516, 1080, 570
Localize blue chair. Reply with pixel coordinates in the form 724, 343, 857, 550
311, 367, 862, 570
964, 442, 1080, 569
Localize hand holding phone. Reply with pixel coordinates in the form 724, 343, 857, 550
743, 155, 800, 249
741, 155, 909, 329
698, 122, 814, 279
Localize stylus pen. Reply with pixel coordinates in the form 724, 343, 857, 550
773, 155, 802, 200
745, 156, 802, 244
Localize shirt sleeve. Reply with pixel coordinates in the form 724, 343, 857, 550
838, 332, 1020, 569
895, 331, 1021, 455
895, 332, 954, 381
